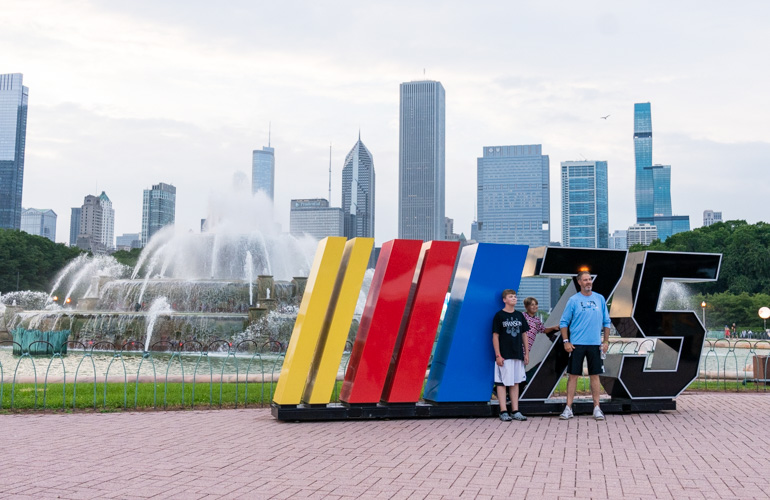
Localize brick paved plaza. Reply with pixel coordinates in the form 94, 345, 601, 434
2, 393, 769, 499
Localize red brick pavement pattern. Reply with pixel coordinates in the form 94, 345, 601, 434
1, 394, 769, 499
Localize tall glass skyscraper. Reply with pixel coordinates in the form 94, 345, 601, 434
633, 102, 689, 241
0, 74, 29, 230
561, 161, 609, 248
634, 103, 653, 221
398, 80, 445, 241
477, 145, 552, 308
252, 146, 275, 202
342, 133, 375, 239
141, 182, 176, 246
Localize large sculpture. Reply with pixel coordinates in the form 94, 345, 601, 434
272, 239, 721, 420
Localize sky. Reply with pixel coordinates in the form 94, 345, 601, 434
3, 0, 769, 246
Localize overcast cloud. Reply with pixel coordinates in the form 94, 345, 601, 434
3, 0, 769, 245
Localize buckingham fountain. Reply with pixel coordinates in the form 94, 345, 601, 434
1, 190, 324, 351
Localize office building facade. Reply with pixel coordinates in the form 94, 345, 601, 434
0, 74, 29, 230
633, 102, 689, 240
341, 135, 375, 239
289, 198, 344, 239
116, 233, 141, 250
627, 223, 658, 247
703, 210, 723, 227
20, 208, 56, 242
398, 80, 445, 241
252, 146, 275, 203
477, 145, 552, 308
141, 182, 176, 246
608, 230, 628, 250
76, 192, 114, 253
560, 161, 609, 248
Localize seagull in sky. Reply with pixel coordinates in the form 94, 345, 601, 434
600, 114, 610, 120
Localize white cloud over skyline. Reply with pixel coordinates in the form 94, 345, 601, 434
4, 1, 769, 246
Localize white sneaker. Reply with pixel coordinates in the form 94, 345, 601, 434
593, 406, 605, 421
559, 406, 574, 420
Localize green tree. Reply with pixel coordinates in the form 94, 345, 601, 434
630, 220, 770, 295
112, 248, 142, 269
0, 229, 84, 293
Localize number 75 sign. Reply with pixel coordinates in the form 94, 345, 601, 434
272, 239, 721, 408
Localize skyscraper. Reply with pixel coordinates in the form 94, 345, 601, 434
341, 134, 375, 239
633, 102, 690, 241
69, 207, 81, 246
477, 145, 551, 308
20, 208, 57, 242
634, 103, 653, 222
76, 192, 114, 253
398, 80, 445, 240
561, 161, 609, 248
252, 146, 275, 203
0, 74, 29, 230
141, 182, 176, 246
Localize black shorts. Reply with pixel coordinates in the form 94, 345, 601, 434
567, 344, 604, 376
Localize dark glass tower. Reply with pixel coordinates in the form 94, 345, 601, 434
0, 74, 29, 230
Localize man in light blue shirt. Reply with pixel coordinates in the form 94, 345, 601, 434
558, 270, 611, 421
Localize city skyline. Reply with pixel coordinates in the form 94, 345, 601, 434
3, 3, 769, 246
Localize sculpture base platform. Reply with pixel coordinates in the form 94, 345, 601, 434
271, 397, 676, 421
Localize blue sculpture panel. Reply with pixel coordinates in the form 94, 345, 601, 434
423, 243, 529, 402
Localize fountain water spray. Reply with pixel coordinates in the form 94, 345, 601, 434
245, 251, 254, 306
144, 297, 173, 351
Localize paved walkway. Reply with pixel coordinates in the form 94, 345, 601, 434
2, 394, 769, 499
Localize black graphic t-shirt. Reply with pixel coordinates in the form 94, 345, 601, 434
492, 310, 530, 360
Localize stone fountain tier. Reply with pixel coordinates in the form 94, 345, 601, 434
12, 310, 252, 348
94, 277, 306, 313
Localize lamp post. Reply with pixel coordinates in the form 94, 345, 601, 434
759, 307, 770, 334
701, 301, 707, 330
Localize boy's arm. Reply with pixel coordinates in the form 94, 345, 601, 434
493, 332, 504, 366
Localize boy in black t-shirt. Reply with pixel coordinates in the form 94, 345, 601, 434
493, 289, 530, 421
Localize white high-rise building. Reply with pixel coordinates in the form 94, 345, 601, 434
627, 223, 658, 247
76, 192, 114, 253
342, 133, 375, 239
398, 80, 445, 241
703, 210, 723, 227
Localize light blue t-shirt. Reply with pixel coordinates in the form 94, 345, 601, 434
559, 292, 611, 345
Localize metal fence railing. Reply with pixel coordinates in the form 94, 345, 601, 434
1, 338, 767, 412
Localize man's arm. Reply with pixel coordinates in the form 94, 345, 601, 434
561, 326, 575, 353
